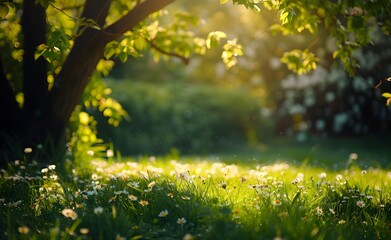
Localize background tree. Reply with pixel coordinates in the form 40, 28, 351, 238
0, 0, 390, 166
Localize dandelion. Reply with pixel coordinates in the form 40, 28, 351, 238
296, 173, 304, 182
361, 170, 367, 175
94, 206, 104, 215
181, 196, 191, 201
87, 150, 94, 156
76, 203, 84, 209
24, 147, 32, 153
115, 234, 125, 240
148, 181, 156, 188
279, 211, 288, 220
129, 195, 138, 201
349, 153, 358, 161
329, 208, 335, 215
18, 226, 30, 234
80, 228, 89, 235
356, 200, 365, 208
139, 200, 149, 206
274, 199, 282, 206
61, 208, 78, 220
177, 217, 187, 225
158, 209, 169, 217
178, 171, 190, 181
338, 220, 346, 225
335, 174, 343, 181
319, 172, 327, 179
107, 149, 114, 158
316, 207, 324, 216
91, 173, 99, 180
183, 233, 195, 240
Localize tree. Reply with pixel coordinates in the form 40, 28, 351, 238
0, 0, 390, 166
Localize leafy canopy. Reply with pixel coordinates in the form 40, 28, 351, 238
1, 0, 390, 91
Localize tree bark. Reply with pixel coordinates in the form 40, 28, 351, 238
21, 0, 49, 144
0, 52, 21, 136
105, 0, 175, 39
47, 0, 175, 144
47, 0, 112, 143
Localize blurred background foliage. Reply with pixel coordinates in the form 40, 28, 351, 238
87, 0, 391, 156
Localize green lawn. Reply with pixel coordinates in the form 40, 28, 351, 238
192, 136, 391, 169
1, 138, 390, 239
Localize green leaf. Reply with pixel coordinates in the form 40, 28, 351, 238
118, 52, 128, 63
281, 49, 319, 74
0, 4, 9, 19
104, 41, 118, 59
382, 92, 391, 98
207, 31, 227, 49
280, 9, 294, 25
134, 38, 147, 51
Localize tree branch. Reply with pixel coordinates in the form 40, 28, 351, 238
47, 0, 175, 142
104, 0, 176, 40
80, 0, 112, 28
149, 40, 189, 65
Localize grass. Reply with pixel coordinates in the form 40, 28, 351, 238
1, 140, 390, 240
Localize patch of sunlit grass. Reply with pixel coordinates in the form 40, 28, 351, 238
1, 153, 390, 239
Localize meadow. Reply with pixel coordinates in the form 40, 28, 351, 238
1, 139, 390, 240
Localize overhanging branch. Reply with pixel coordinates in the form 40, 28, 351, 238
80, 0, 111, 28
148, 40, 189, 65
104, 0, 175, 40
47, 0, 176, 142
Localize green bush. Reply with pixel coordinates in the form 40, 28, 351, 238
95, 80, 268, 155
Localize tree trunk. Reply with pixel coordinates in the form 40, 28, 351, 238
45, 0, 113, 144
21, 0, 49, 147
47, 31, 109, 143
0, 0, 48, 167
0, 0, 175, 167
